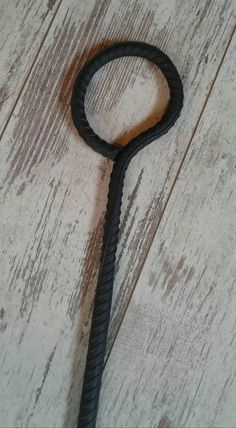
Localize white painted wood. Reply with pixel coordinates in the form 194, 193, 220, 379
0, 0, 235, 426
0, 0, 60, 135
98, 32, 236, 428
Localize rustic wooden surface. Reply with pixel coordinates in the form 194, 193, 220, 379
0, 0, 60, 135
98, 32, 236, 428
0, 0, 235, 426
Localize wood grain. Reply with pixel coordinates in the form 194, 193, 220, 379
98, 31, 236, 428
0, 0, 60, 135
0, 0, 235, 426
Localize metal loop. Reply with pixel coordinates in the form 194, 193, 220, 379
71, 41, 183, 160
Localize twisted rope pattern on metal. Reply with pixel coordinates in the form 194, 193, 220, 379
71, 41, 184, 428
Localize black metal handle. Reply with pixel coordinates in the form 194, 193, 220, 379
71, 41, 183, 428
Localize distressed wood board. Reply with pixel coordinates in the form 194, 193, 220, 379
0, 0, 60, 135
98, 31, 236, 428
0, 0, 235, 426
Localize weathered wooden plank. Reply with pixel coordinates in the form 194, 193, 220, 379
0, 0, 60, 135
0, 0, 235, 426
98, 31, 236, 428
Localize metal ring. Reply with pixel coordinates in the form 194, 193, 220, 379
71, 41, 183, 160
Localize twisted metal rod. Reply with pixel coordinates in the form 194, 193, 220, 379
71, 41, 184, 428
